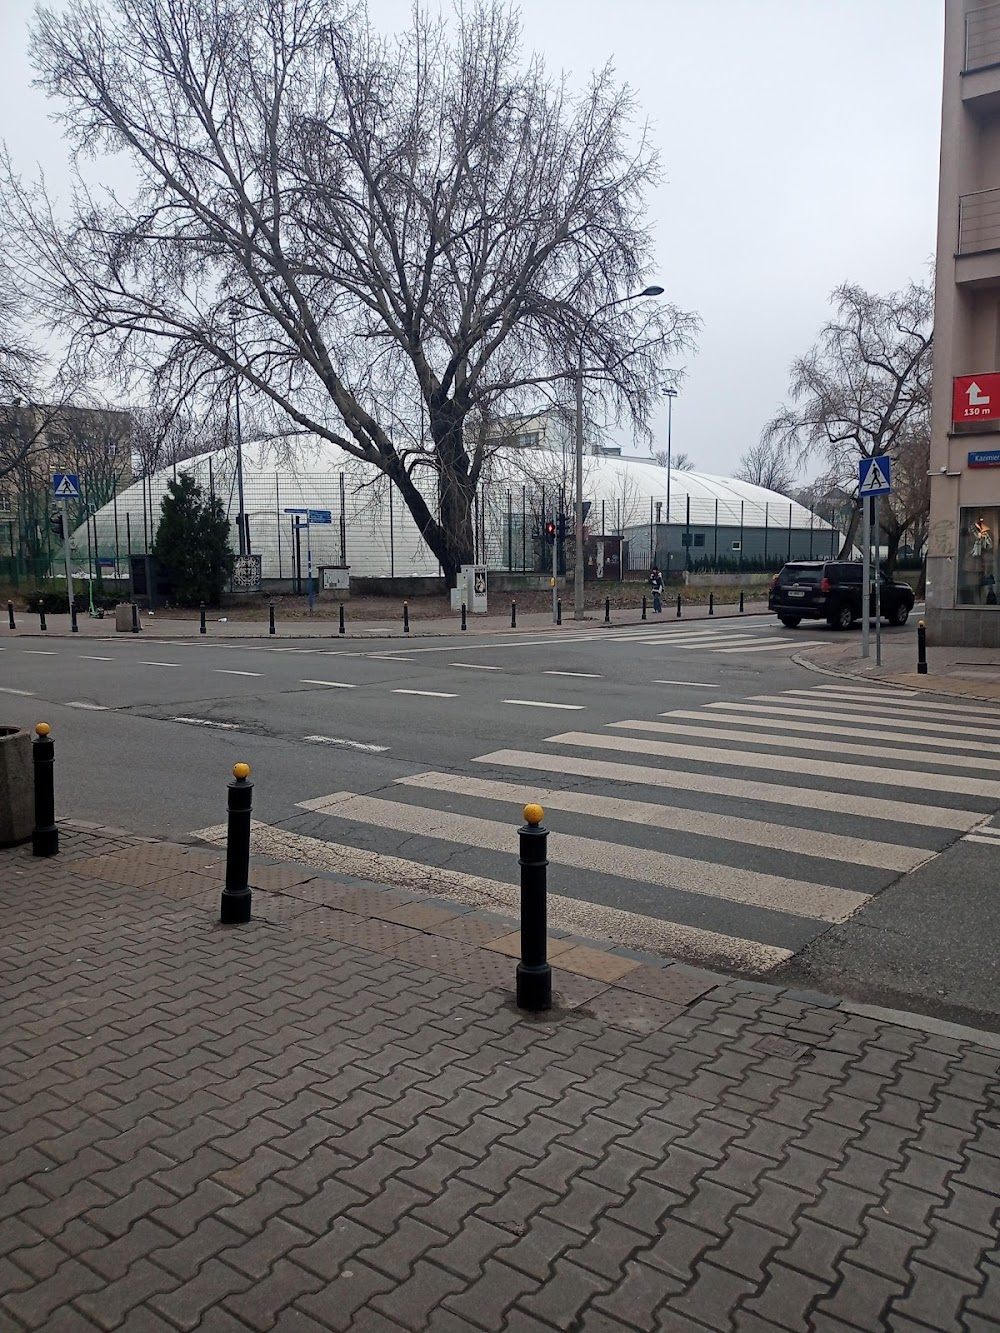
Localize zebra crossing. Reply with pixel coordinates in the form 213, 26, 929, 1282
200, 680, 1000, 977
602, 619, 825, 655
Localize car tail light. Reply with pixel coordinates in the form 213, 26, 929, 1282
820, 577, 831, 593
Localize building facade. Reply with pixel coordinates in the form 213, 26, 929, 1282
927, 0, 1000, 643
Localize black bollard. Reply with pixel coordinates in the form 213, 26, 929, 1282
199, 602, 206, 634
516, 804, 552, 1011
556, 599, 562, 626
709, 593, 714, 617
131, 603, 139, 634
461, 603, 467, 632
676, 594, 682, 619
220, 763, 253, 924
511, 599, 517, 629
739, 589, 744, 613
339, 603, 345, 636
917, 619, 928, 675
31, 723, 59, 858
70, 604, 78, 634
641, 596, 647, 622
403, 601, 410, 633
604, 596, 611, 625
269, 601, 276, 636
39, 608, 47, 632
7, 600, 14, 630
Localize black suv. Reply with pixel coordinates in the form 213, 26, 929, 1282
768, 560, 915, 630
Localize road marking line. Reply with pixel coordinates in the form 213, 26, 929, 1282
542, 671, 603, 679
65, 702, 108, 711
24, 649, 57, 655
449, 663, 502, 671
140, 661, 180, 668
80, 655, 113, 661
784, 689, 995, 719
748, 696, 1000, 736
368, 653, 414, 661
502, 700, 585, 710
683, 707, 1000, 754
549, 730, 1000, 799
189, 819, 792, 973
215, 669, 262, 677
962, 834, 1000, 845
713, 640, 825, 654
303, 735, 390, 752
398, 771, 927, 872
300, 679, 356, 689
811, 683, 918, 696
653, 680, 720, 688
296, 790, 868, 923
966, 824, 1000, 837
0, 686, 34, 695
392, 689, 458, 698
474, 748, 985, 831
172, 716, 241, 729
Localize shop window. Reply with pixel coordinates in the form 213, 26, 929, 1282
958, 507, 1000, 605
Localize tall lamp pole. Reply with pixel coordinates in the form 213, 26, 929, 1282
574, 285, 664, 621
663, 387, 677, 523
229, 303, 247, 558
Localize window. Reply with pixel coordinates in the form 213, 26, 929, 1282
693, 533, 705, 548
731, 541, 742, 552
834, 564, 863, 584
958, 507, 1000, 605
777, 565, 822, 586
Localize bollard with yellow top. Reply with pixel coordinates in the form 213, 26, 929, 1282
220, 762, 253, 924
517, 802, 551, 1011
31, 723, 59, 858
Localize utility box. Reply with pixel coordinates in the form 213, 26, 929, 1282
319, 566, 350, 599
0, 727, 32, 846
115, 603, 139, 632
451, 564, 487, 614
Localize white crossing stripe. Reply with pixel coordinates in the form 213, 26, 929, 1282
710, 700, 1000, 743
397, 772, 928, 872
768, 693, 1000, 731
140, 661, 180, 668
795, 689, 998, 720
653, 680, 720, 688
215, 670, 262, 677
79, 655, 113, 661
547, 730, 1000, 799
301, 679, 356, 689
502, 700, 585, 710
295, 791, 869, 922
635, 635, 765, 649
393, 689, 457, 698
450, 664, 502, 671
688, 706, 1000, 755
475, 748, 983, 830
25, 650, 56, 655
0, 687, 34, 695
714, 640, 826, 654
612, 717, 1000, 775
190, 819, 792, 973
543, 671, 603, 679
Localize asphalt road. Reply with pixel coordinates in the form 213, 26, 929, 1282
4, 611, 999, 1030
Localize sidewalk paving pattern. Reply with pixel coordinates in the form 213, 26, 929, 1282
1, 824, 999, 1331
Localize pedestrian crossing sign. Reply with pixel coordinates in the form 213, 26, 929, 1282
858, 456, 891, 496
52, 473, 80, 498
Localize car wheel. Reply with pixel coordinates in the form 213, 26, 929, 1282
891, 603, 910, 626
778, 616, 801, 628
827, 604, 854, 631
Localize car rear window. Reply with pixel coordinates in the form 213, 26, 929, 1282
777, 566, 822, 586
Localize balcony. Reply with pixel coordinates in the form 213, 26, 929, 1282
957, 188, 1000, 284
964, 3, 1000, 104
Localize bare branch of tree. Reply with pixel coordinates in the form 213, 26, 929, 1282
735, 438, 795, 493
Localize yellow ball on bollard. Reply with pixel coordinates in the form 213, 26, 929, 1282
232, 762, 251, 781
35, 723, 51, 737
523, 803, 544, 827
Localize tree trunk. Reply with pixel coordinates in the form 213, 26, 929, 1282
838, 499, 861, 559
883, 525, 903, 576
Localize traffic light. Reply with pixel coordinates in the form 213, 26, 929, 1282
557, 513, 567, 544
51, 511, 64, 540
544, 520, 556, 545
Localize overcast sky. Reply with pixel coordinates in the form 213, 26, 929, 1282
0, 0, 943, 479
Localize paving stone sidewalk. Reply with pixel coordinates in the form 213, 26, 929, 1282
2, 824, 999, 1333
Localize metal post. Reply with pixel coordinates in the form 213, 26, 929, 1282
665, 387, 675, 525
200, 602, 207, 635
556, 599, 562, 625
131, 602, 139, 634
739, 501, 744, 572
551, 531, 557, 623
709, 593, 714, 616
6, 601, 14, 629
39, 608, 47, 631
764, 503, 769, 565
511, 598, 517, 629
339, 472, 347, 566
339, 603, 345, 636
113, 491, 120, 578
787, 502, 793, 561
642, 596, 647, 621
604, 596, 610, 624
739, 589, 744, 613
232, 317, 247, 557
126, 512, 133, 602
516, 803, 551, 1011
31, 723, 58, 858
714, 498, 718, 563
306, 519, 314, 614
220, 763, 253, 924
862, 496, 871, 659
269, 601, 276, 636
461, 603, 467, 631
574, 360, 585, 620
917, 619, 928, 674
403, 600, 409, 633
70, 604, 78, 634
874, 495, 882, 667
62, 497, 75, 631
676, 593, 682, 619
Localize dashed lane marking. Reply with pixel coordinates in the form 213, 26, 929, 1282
172, 717, 242, 729
303, 735, 390, 752
392, 689, 458, 698
65, 702, 108, 711
502, 700, 585, 710
299, 679, 356, 689
215, 670, 262, 677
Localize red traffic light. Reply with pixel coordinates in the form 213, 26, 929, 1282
544, 521, 556, 545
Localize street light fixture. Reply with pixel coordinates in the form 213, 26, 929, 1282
229, 303, 247, 558
574, 285, 664, 621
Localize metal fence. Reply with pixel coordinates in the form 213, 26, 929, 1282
1, 462, 851, 587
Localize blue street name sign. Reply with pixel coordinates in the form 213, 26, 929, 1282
307, 510, 332, 524
858, 456, 891, 496
52, 473, 80, 498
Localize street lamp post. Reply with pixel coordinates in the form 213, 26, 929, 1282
574, 285, 664, 621
229, 304, 247, 558
663, 387, 677, 523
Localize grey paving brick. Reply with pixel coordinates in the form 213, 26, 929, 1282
813, 1261, 905, 1330
295, 1261, 395, 1330
1, 1256, 105, 1330
74, 1258, 180, 1331
441, 1257, 540, 1329
516, 1256, 612, 1328
224, 1258, 325, 1330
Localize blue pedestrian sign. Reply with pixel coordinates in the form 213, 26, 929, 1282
858, 456, 891, 496
307, 509, 332, 524
52, 473, 80, 499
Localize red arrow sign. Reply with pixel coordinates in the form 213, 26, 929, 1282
953, 373, 1000, 424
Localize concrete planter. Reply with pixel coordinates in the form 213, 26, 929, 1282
0, 727, 32, 846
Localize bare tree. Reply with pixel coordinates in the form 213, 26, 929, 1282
762, 280, 932, 559
735, 439, 795, 494
652, 448, 695, 471
7, 0, 697, 585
